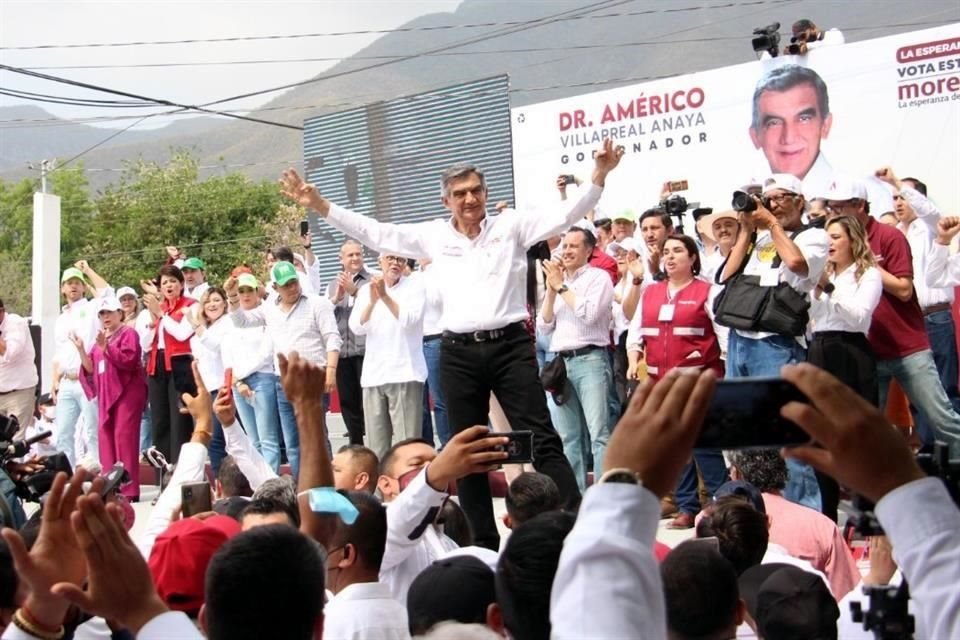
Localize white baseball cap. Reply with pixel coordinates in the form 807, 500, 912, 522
820, 175, 869, 201
762, 174, 804, 196
116, 286, 137, 300
606, 236, 638, 256
96, 297, 123, 313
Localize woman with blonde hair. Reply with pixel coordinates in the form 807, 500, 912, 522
810, 214, 882, 520
189, 286, 231, 473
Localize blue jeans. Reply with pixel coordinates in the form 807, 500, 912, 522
676, 449, 729, 516
914, 310, 960, 446
55, 378, 99, 467
877, 349, 960, 458
236, 372, 282, 466
209, 390, 226, 475
139, 404, 152, 453
423, 338, 451, 447
275, 379, 300, 479
548, 349, 613, 491
726, 332, 821, 511
421, 384, 434, 446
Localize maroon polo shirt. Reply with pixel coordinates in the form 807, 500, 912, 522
590, 247, 619, 285
864, 216, 929, 360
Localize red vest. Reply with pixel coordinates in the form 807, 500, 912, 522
147, 295, 197, 375
639, 279, 721, 380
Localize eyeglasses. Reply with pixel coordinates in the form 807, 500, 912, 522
382, 255, 406, 264
765, 193, 796, 204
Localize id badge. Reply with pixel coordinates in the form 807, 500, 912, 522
759, 269, 779, 287
98, 360, 106, 375
658, 304, 675, 322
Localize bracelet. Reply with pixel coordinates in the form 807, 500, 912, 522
632, 277, 642, 286
14, 608, 65, 640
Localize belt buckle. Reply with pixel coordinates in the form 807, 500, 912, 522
472, 331, 487, 343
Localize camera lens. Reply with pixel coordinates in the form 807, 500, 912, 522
731, 190, 757, 213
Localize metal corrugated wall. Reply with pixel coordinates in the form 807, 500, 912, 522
302, 75, 514, 287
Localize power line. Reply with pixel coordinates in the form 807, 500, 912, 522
0, 87, 157, 107
12, 20, 954, 72
0, 2, 794, 51
0, 64, 301, 130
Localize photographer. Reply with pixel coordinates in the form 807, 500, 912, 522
718, 174, 827, 509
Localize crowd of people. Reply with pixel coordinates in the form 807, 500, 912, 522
0, 70, 958, 639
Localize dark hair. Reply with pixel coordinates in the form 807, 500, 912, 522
0, 299, 4, 310
565, 226, 597, 250
593, 218, 612, 232
791, 19, 817, 34
217, 456, 253, 499
437, 499, 474, 547
0, 538, 17, 609
205, 525, 324, 640
752, 64, 830, 132
496, 511, 575, 640
505, 473, 561, 527
379, 438, 432, 477
639, 208, 673, 229
158, 265, 184, 285
729, 450, 788, 492
902, 177, 927, 197
662, 541, 740, 640
696, 498, 769, 576
272, 246, 295, 264
664, 234, 702, 276
329, 490, 388, 573
243, 477, 300, 527
337, 445, 379, 493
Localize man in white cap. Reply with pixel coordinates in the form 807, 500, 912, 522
822, 177, 960, 459
719, 174, 827, 510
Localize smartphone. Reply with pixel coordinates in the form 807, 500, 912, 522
224, 367, 233, 400
181, 481, 213, 517
695, 377, 812, 450
300, 220, 310, 236
483, 430, 535, 464
561, 174, 577, 185
668, 179, 689, 192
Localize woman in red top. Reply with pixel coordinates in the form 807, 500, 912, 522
626, 234, 728, 529
140, 265, 199, 463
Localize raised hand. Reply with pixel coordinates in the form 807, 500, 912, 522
213, 386, 237, 426
780, 363, 925, 503
165, 246, 181, 260
223, 275, 239, 297
180, 360, 212, 420
936, 217, 960, 246
874, 166, 900, 189
604, 369, 717, 498
425, 426, 509, 491
280, 169, 326, 213
542, 259, 564, 292
74, 260, 90, 273
277, 351, 325, 409
627, 254, 645, 280
592, 139, 626, 180
69, 331, 84, 350
95, 329, 108, 349
337, 272, 358, 296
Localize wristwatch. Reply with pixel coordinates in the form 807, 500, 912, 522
598, 468, 642, 485
556, 284, 570, 294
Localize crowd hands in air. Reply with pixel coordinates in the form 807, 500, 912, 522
0, 137, 957, 639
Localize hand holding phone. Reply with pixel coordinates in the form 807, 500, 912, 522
300, 220, 310, 237
224, 368, 233, 401
482, 430, 534, 464
696, 377, 812, 450
181, 481, 213, 517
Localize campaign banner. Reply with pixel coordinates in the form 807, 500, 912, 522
511, 24, 960, 225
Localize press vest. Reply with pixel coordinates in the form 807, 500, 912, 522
639, 279, 721, 379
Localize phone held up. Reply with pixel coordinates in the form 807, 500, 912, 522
181, 481, 213, 517
695, 377, 812, 450
300, 219, 310, 237
482, 430, 535, 464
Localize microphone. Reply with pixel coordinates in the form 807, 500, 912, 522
822, 283, 835, 294
4, 430, 53, 459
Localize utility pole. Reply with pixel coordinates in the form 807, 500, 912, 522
31, 159, 61, 392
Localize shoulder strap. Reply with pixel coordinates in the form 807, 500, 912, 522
715, 231, 757, 284
770, 225, 808, 269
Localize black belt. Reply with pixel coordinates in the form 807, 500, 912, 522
423, 333, 443, 342
442, 322, 527, 345
559, 345, 604, 359
923, 302, 952, 316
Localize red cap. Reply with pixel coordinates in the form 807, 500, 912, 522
148, 515, 241, 612
230, 265, 254, 277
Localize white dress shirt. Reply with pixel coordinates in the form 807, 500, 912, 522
414, 270, 444, 337
537, 264, 614, 352
701, 249, 730, 357
551, 483, 666, 639
231, 294, 341, 372
221, 314, 275, 382
137, 302, 197, 352
611, 276, 633, 341
53, 298, 100, 376
324, 186, 602, 333
184, 281, 209, 301
735, 226, 828, 342
0, 312, 38, 393
926, 242, 960, 289
191, 316, 231, 392
380, 467, 459, 604
323, 581, 411, 640
898, 186, 954, 309
348, 276, 427, 388
222, 419, 277, 491
810, 265, 882, 334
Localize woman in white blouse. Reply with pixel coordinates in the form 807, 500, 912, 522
189, 286, 232, 474
809, 214, 882, 520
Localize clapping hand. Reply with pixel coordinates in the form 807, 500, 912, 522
69, 331, 84, 351
139, 279, 159, 296
542, 259, 564, 292
95, 329, 108, 349
337, 272, 358, 297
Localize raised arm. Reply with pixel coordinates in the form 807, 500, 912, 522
926, 218, 960, 289
280, 170, 430, 258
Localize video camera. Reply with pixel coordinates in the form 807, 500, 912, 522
751, 22, 781, 58
0, 414, 72, 503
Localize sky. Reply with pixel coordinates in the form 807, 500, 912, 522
0, 0, 464, 128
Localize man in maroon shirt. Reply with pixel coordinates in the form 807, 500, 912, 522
823, 177, 960, 458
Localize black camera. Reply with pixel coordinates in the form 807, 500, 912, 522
15, 453, 72, 502
662, 194, 689, 216
751, 22, 781, 57
731, 190, 771, 213
786, 35, 809, 56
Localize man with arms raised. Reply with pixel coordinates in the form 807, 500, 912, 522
280, 140, 624, 551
